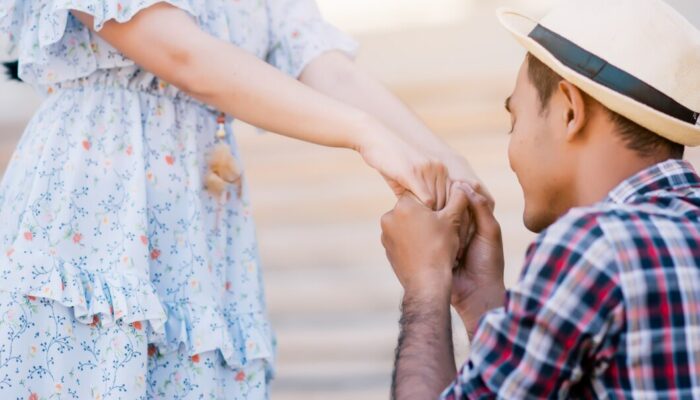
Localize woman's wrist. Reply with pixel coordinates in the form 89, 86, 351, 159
344, 110, 387, 153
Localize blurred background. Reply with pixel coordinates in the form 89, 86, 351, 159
1, 1, 699, 399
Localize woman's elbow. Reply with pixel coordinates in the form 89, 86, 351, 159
163, 46, 207, 95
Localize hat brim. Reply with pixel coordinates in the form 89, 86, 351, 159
497, 8, 700, 147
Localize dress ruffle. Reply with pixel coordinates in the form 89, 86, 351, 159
1, 252, 275, 374
153, 301, 275, 375
18, 255, 168, 330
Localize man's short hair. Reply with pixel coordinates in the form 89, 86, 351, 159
525, 53, 685, 159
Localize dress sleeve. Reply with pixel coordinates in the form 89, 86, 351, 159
1, 0, 201, 84
265, 0, 359, 78
440, 210, 626, 399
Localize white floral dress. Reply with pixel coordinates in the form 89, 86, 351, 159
0, 0, 358, 399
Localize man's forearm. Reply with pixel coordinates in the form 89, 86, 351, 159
392, 290, 457, 400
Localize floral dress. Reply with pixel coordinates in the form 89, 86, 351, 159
0, 0, 358, 399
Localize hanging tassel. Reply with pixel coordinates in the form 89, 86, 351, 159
204, 170, 228, 197
205, 113, 242, 197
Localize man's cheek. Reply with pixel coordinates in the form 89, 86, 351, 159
507, 136, 521, 174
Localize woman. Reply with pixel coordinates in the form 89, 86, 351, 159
0, 0, 478, 398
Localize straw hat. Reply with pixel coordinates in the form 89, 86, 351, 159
497, 0, 700, 146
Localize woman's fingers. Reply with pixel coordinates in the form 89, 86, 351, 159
421, 160, 449, 211
363, 132, 450, 210
433, 162, 449, 211
383, 175, 406, 197
409, 177, 435, 210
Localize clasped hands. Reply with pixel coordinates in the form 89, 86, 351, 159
380, 181, 506, 336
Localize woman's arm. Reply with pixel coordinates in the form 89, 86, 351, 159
70, 3, 448, 208
299, 51, 481, 186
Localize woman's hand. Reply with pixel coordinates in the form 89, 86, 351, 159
357, 125, 450, 210
299, 53, 492, 210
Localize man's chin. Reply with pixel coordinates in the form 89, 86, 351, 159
523, 211, 556, 233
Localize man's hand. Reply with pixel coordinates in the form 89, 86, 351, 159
382, 183, 472, 400
381, 183, 471, 297
452, 182, 506, 337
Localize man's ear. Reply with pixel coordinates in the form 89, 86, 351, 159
557, 80, 587, 142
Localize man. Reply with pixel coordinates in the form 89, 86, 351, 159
380, 0, 700, 398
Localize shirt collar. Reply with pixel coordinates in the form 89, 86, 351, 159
605, 159, 700, 204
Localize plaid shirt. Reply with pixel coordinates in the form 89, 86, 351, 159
441, 159, 700, 399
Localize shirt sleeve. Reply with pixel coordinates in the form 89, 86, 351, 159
265, 0, 359, 78
441, 210, 625, 399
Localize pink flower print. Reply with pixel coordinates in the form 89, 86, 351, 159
72, 233, 82, 244
82, 140, 91, 150
150, 248, 161, 260
235, 371, 246, 382
165, 155, 175, 165
23, 231, 33, 241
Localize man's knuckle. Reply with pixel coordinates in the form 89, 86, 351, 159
394, 202, 409, 216
489, 222, 502, 237
380, 212, 393, 228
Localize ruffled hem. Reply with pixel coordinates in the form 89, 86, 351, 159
150, 301, 276, 377
6, 255, 167, 330
0, 257, 275, 375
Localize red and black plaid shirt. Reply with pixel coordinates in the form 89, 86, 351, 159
441, 159, 700, 399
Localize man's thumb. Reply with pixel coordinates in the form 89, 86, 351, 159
439, 183, 469, 219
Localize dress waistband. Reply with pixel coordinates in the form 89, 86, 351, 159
38, 65, 219, 114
